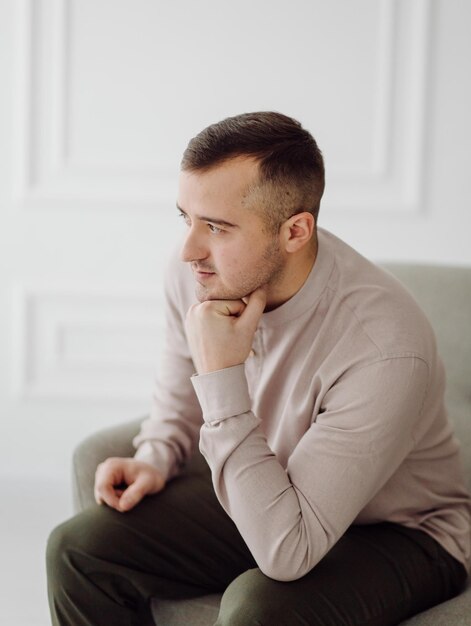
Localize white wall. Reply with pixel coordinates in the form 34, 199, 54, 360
1, 0, 470, 489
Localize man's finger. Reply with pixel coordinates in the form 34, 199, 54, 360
118, 475, 150, 512
210, 299, 246, 318
240, 287, 267, 328
95, 482, 121, 509
94, 459, 124, 509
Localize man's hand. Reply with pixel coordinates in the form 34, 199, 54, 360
94, 457, 165, 512
185, 287, 267, 374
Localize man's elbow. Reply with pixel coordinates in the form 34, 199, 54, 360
257, 556, 316, 582
253, 523, 330, 581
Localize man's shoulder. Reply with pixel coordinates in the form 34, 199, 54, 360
318, 229, 437, 360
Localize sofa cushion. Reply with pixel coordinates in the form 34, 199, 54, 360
381, 264, 471, 482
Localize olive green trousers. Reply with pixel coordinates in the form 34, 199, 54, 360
46, 420, 467, 626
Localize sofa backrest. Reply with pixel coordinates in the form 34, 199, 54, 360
382, 264, 471, 484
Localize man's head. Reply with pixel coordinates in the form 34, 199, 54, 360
177, 112, 325, 306
181, 111, 325, 234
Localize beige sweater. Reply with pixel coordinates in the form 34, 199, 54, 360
134, 228, 471, 581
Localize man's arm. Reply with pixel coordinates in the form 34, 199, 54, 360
194, 357, 428, 581
185, 290, 429, 581
95, 257, 203, 512
132, 276, 203, 482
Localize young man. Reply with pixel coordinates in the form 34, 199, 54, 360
47, 112, 470, 625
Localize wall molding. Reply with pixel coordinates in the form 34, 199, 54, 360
13, 0, 432, 213
324, 0, 432, 213
12, 284, 165, 400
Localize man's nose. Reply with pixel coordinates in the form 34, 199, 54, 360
180, 227, 207, 263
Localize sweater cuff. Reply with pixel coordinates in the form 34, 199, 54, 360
133, 440, 176, 483
191, 363, 251, 424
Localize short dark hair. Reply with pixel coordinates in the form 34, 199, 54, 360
181, 111, 325, 232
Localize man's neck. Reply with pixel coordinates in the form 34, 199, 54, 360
265, 241, 317, 312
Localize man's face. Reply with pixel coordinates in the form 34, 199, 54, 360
177, 158, 286, 302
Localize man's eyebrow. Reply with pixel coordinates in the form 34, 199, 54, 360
176, 204, 238, 228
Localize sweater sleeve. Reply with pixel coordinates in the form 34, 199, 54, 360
193, 356, 429, 581
133, 269, 202, 482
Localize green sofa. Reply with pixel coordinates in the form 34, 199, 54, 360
72, 264, 471, 625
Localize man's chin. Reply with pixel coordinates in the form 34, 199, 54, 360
195, 284, 215, 302
195, 284, 246, 303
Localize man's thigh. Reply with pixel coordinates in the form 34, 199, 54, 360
51, 456, 256, 601
216, 523, 467, 626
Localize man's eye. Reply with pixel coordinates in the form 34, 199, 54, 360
208, 224, 223, 234
178, 212, 190, 225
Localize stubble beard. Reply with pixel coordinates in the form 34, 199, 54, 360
194, 237, 285, 303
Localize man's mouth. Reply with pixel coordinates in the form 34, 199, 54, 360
192, 265, 216, 280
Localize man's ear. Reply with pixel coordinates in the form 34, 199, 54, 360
280, 212, 316, 253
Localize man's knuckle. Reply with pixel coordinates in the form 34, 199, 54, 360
199, 301, 213, 313
187, 303, 199, 317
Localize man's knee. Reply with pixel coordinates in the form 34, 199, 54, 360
47, 506, 115, 583
46, 515, 84, 598
47, 520, 67, 580
47, 514, 85, 580
216, 569, 287, 626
